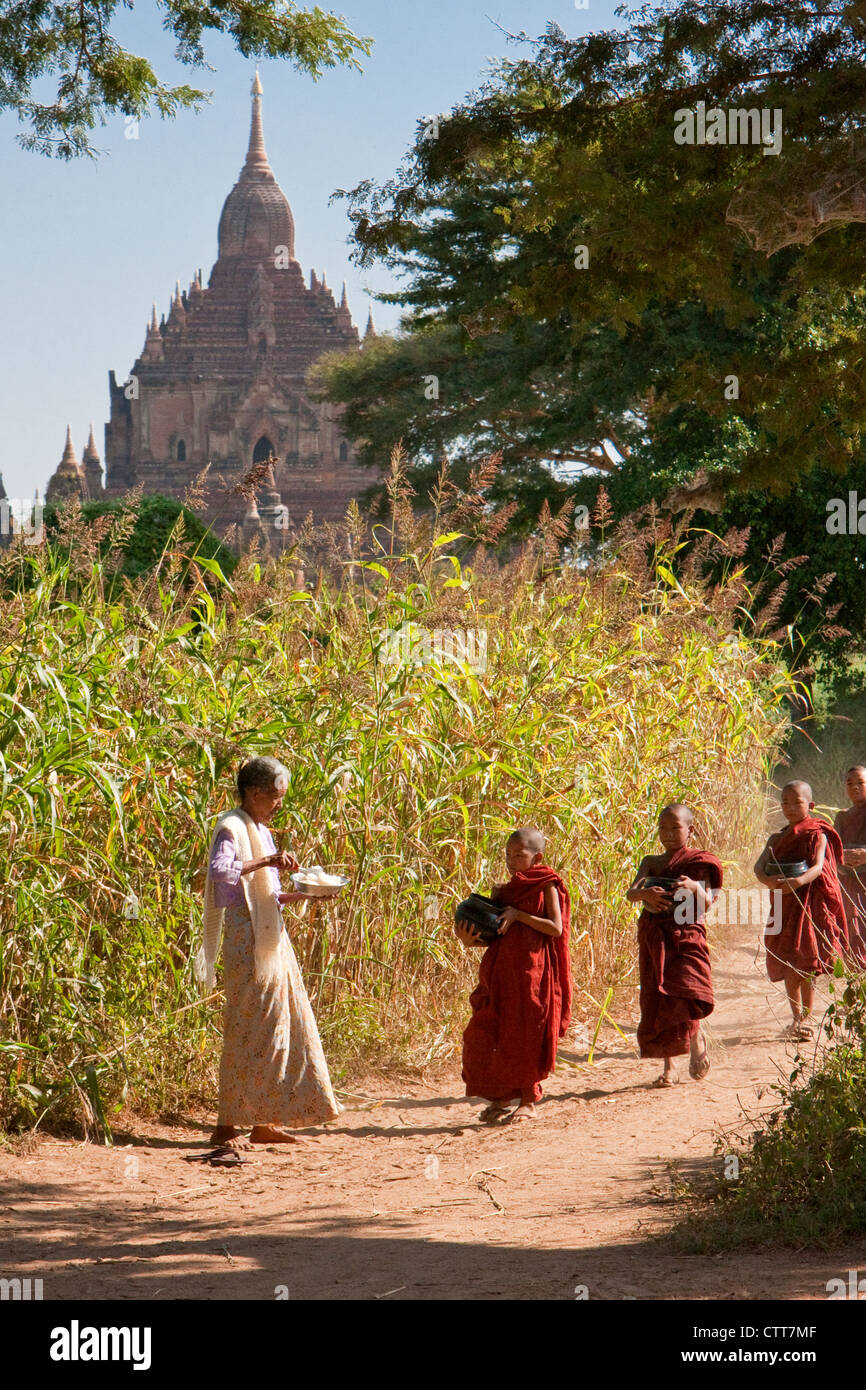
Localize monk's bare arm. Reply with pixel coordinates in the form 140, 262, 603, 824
626, 857, 656, 904
675, 875, 717, 916
790, 834, 826, 889
501, 883, 563, 937
754, 837, 780, 888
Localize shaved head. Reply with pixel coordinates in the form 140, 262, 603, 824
846, 766, 866, 776
508, 826, 546, 855
659, 803, 693, 826
782, 780, 813, 801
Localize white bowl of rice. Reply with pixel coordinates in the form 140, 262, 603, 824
291, 866, 350, 898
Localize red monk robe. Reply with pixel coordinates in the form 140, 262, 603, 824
764, 817, 847, 982
834, 804, 866, 969
462, 865, 572, 1105
637, 846, 719, 1059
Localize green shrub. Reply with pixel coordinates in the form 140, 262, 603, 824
676, 969, 866, 1249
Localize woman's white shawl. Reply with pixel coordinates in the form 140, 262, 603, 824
195, 809, 285, 990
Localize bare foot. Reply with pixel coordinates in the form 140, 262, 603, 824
210, 1126, 247, 1146
689, 1032, 710, 1081
249, 1125, 303, 1144
783, 1020, 812, 1041
507, 1104, 536, 1124
653, 1070, 679, 1088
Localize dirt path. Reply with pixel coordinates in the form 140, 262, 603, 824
0, 925, 860, 1301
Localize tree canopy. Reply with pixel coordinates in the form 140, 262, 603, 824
314, 0, 866, 519
1, 0, 371, 158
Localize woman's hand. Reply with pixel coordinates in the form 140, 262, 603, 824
278, 890, 307, 905
270, 850, 298, 872
455, 920, 486, 949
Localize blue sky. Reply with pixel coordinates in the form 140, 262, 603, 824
0, 1, 625, 502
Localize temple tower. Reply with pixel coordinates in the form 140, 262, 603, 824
103, 74, 374, 546
45, 427, 86, 504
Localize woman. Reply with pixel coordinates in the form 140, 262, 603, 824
196, 755, 341, 1149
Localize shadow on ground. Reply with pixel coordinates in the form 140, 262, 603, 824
0, 1176, 855, 1301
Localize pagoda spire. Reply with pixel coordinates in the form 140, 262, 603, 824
83, 423, 99, 459
45, 425, 86, 505
364, 307, 377, 340
167, 280, 186, 328
82, 423, 104, 500
245, 70, 270, 171
142, 301, 165, 362
61, 424, 77, 466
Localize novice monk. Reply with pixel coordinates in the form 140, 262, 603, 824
755, 780, 847, 1040
457, 827, 572, 1125
834, 765, 866, 969
627, 804, 720, 1087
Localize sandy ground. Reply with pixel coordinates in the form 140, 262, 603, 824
0, 925, 861, 1301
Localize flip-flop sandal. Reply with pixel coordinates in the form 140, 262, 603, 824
478, 1104, 513, 1124
689, 1050, 710, 1081
184, 1144, 250, 1167
209, 1148, 249, 1167
506, 1110, 536, 1124
652, 1074, 679, 1088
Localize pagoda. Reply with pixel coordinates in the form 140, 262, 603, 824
102, 74, 373, 543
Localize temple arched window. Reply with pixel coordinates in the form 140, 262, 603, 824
176, 439, 186, 462
257, 336, 267, 357
339, 441, 348, 462
253, 435, 275, 465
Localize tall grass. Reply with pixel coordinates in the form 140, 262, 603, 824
776, 693, 866, 822
0, 464, 792, 1134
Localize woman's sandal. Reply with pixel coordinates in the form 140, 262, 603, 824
652, 1073, 679, 1088
184, 1143, 250, 1167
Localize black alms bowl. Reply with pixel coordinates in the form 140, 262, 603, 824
766, 859, 810, 878
455, 892, 505, 941
644, 876, 679, 892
